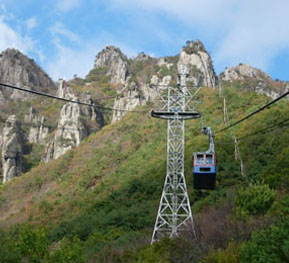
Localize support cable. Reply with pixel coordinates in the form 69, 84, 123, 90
0, 82, 146, 114
214, 90, 289, 135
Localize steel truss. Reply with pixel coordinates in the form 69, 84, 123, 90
151, 66, 200, 243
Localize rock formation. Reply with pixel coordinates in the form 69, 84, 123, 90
112, 82, 146, 123
219, 64, 289, 99
45, 92, 87, 161
0, 48, 56, 101
178, 40, 216, 88
111, 41, 217, 122
45, 84, 104, 162
135, 52, 151, 61
24, 108, 49, 144
57, 79, 69, 98
158, 58, 174, 70
81, 91, 104, 125
220, 64, 271, 82
2, 115, 23, 183
94, 46, 129, 85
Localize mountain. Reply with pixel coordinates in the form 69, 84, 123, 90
90, 40, 217, 123
220, 63, 289, 99
0, 48, 56, 100
0, 41, 288, 262
0, 51, 104, 182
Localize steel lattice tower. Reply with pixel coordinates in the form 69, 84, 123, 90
151, 66, 201, 243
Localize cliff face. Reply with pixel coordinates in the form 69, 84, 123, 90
24, 108, 49, 144
45, 93, 87, 161
1, 41, 287, 183
220, 64, 271, 82
94, 46, 129, 85
219, 64, 289, 99
1, 115, 23, 183
178, 40, 217, 88
45, 81, 104, 162
0, 48, 56, 100
108, 41, 217, 122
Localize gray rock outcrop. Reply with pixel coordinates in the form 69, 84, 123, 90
219, 64, 289, 99
45, 92, 87, 161
94, 46, 129, 85
24, 108, 49, 144
135, 52, 151, 61
45, 87, 104, 162
112, 40, 219, 122
111, 75, 165, 123
2, 115, 23, 183
158, 58, 174, 70
0, 48, 56, 101
178, 41, 216, 88
81, 91, 104, 125
112, 82, 146, 123
220, 64, 271, 82
57, 79, 70, 98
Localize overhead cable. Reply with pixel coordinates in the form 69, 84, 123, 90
215, 117, 289, 144
214, 90, 289, 135
0, 82, 146, 114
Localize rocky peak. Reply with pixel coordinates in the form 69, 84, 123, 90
220, 64, 271, 82
135, 52, 151, 61
2, 115, 23, 183
94, 46, 129, 84
219, 64, 289, 100
0, 49, 56, 100
184, 40, 206, 53
178, 40, 216, 88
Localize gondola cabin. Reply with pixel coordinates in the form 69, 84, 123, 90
193, 152, 216, 190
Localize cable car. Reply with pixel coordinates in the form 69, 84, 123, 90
193, 127, 216, 190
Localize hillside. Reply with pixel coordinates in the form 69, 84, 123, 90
0, 82, 288, 262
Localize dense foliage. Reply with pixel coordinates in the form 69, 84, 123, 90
0, 84, 288, 262
234, 183, 276, 217
0, 225, 86, 263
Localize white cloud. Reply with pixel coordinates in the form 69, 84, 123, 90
45, 44, 95, 80
50, 22, 80, 44
110, 0, 289, 73
0, 16, 34, 53
26, 17, 37, 30
54, 0, 81, 12
45, 32, 139, 80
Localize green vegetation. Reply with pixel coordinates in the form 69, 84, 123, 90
86, 67, 110, 83
234, 183, 276, 218
240, 219, 289, 263
0, 84, 288, 262
0, 225, 86, 263
203, 242, 242, 263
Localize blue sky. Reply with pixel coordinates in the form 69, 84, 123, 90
0, 0, 289, 81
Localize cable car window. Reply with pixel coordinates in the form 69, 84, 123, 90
200, 167, 211, 172
206, 154, 213, 164
197, 154, 204, 164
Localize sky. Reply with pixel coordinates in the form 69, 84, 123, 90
0, 0, 289, 81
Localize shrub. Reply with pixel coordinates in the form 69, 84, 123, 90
202, 242, 241, 263
234, 183, 276, 217
49, 236, 86, 263
240, 219, 289, 263
38, 199, 53, 213
16, 225, 50, 263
